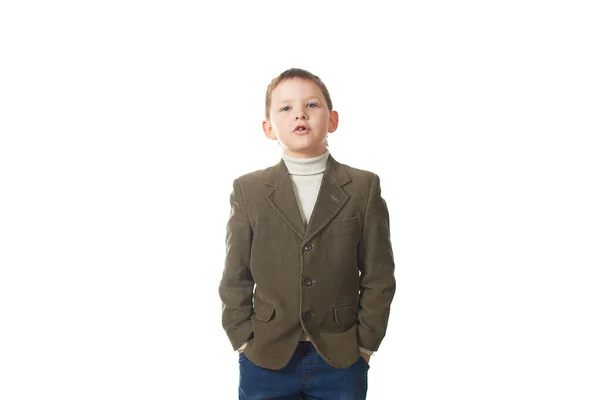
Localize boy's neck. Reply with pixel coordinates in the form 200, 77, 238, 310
282, 148, 329, 160
281, 150, 329, 176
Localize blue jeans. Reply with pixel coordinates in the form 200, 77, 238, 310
238, 341, 369, 400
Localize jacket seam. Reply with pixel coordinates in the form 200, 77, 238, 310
235, 178, 252, 225
364, 173, 378, 218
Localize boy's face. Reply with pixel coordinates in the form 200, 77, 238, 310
263, 78, 338, 159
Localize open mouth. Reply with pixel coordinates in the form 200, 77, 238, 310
294, 124, 310, 134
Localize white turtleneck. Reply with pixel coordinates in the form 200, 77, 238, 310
281, 150, 330, 226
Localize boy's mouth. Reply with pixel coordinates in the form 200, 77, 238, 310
294, 124, 310, 134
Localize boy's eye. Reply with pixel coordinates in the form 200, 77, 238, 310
307, 102, 318, 108
281, 106, 291, 112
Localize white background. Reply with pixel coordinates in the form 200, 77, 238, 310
1, 1, 599, 399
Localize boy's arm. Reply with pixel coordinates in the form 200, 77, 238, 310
356, 173, 396, 352
219, 179, 255, 350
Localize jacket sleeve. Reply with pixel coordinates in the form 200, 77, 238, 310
356, 173, 396, 351
218, 178, 255, 350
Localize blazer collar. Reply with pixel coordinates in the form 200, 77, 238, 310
265, 153, 352, 242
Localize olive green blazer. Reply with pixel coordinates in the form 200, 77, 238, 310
219, 154, 396, 370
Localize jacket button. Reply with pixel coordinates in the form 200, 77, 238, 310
302, 242, 313, 252
302, 277, 313, 286
302, 311, 312, 321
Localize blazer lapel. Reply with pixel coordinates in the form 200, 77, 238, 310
303, 155, 351, 243
265, 154, 352, 242
265, 160, 306, 239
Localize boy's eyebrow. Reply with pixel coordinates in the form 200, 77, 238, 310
277, 96, 321, 104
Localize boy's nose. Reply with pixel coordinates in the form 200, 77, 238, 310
295, 113, 307, 120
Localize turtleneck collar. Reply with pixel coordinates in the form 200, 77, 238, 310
281, 150, 330, 176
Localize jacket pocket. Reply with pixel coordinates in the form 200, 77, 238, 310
253, 304, 276, 322
327, 216, 357, 234
333, 302, 356, 325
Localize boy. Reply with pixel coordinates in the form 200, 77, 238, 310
219, 68, 396, 399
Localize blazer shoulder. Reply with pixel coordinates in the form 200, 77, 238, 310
337, 162, 378, 185
231, 165, 279, 200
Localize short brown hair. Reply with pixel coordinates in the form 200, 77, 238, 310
264, 68, 333, 120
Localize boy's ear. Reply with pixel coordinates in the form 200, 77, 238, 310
328, 110, 339, 133
262, 120, 277, 141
